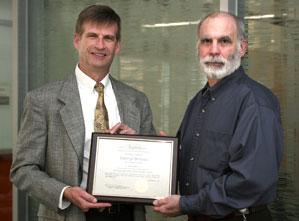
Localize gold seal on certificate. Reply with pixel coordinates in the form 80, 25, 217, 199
87, 133, 178, 204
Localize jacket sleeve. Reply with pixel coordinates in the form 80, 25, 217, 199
10, 92, 67, 212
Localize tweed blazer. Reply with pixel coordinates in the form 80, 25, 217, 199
10, 74, 156, 221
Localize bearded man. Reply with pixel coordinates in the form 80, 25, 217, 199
153, 11, 283, 221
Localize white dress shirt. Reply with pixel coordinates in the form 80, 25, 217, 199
59, 65, 121, 209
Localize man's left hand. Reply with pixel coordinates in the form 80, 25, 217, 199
153, 195, 182, 217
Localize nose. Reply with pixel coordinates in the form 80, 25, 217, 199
96, 38, 105, 49
210, 41, 220, 56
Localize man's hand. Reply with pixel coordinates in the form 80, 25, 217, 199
109, 123, 136, 134
159, 131, 167, 136
63, 187, 111, 212
153, 195, 182, 217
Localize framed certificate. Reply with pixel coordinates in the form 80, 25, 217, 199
87, 133, 178, 204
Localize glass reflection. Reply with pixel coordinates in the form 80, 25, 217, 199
245, 1, 299, 220
26, 0, 299, 220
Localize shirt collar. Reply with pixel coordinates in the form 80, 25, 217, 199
75, 64, 110, 92
201, 66, 244, 99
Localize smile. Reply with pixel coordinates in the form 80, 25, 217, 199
92, 51, 107, 57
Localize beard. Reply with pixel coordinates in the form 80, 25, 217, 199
199, 48, 242, 80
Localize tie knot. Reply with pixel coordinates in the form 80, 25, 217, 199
94, 82, 104, 94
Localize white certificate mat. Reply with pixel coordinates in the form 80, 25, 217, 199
87, 134, 178, 204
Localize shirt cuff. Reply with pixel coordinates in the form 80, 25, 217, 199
179, 195, 188, 214
58, 186, 71, 210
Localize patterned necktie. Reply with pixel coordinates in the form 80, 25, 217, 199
94, 82, 109, 132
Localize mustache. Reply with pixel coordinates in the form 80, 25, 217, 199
201, 56, 227, 65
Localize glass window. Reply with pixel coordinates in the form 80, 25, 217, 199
244, 1, 299, 220
0, 0, 12, 151
28, 0, 220, 135
18, 0, 299, 221
24, 1, 220, 221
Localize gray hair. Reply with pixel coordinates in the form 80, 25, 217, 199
197, 11, 246, 41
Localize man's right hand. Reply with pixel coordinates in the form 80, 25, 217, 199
63, 186, 112, 212
159, 131, 167, 136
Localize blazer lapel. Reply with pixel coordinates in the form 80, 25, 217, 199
58, 75, 85, 167
110, 76, 140, 132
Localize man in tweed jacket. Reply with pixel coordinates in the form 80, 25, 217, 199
11, 5, 155, 221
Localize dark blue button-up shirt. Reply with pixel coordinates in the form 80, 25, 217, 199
178, 66, 283, 217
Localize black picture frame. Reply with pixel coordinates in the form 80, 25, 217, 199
87, 133, 178, 204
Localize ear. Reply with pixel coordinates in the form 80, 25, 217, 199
239, 39, 248, 57
73, 33, 80, 50
115, 41, 121, 55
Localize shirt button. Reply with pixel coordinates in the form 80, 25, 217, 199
195, 132, 200, 137
211, 97, 216, 101
202, 109, 205, 113
190, 157, 194, 161
185, 182, 190, 186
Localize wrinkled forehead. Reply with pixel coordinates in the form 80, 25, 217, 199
198, 15, 237, 39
